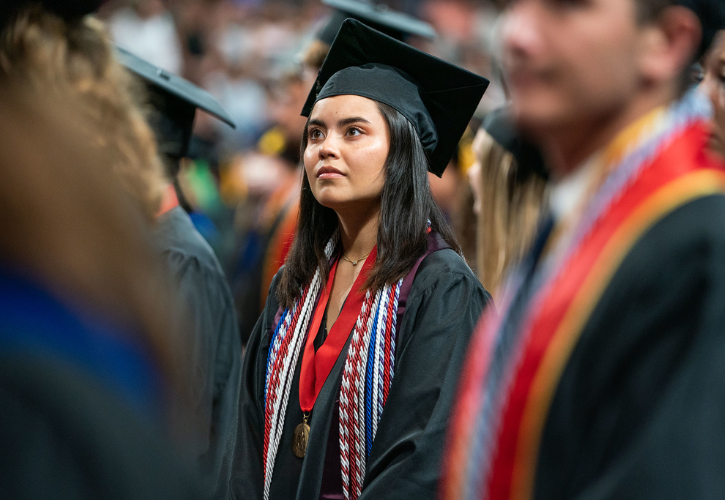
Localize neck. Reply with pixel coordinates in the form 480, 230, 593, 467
336, 202, 380, 259
544, 85, 678, 178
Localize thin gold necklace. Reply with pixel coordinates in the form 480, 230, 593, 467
341, 250, 372, 266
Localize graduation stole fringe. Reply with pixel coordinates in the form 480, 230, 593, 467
442, 90, 721, 500
263, 239, 402, 500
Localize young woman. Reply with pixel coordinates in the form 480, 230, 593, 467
700, 30, 725, 160
232, 20, 490, 500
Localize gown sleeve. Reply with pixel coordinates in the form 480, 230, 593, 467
535, 195, 725, 500
229, 271, 282, 500
360, 252, 491, 499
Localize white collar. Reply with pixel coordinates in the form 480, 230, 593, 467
548, 153, 601, 222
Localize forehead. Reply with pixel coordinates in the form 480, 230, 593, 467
502, 0, 638, 21
309, 94, 382, 121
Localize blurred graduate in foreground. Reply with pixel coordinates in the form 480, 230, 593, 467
0, 2, 201, 497
444, 0, 725, 498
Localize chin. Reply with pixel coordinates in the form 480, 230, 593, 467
511, 104, 558, 140
313, 193, 347, 211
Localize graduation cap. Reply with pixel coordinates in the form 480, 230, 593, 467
302, 19, 488, 177
674, 0, 725, 60
1, 0, 101, 24
317, 0, 436, 45
115, 46, 235, 160
481, 107, 548, 182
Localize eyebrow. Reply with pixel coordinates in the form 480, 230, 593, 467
308, 116, 371, 128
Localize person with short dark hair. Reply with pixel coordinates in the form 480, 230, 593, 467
231, 20, 491, 500
117, 47, 242, 499
443, 0, 725, 499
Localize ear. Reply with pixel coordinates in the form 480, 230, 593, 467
638, 6, 701, 86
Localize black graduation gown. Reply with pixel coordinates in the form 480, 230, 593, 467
155, 206, 242, 498
231, 248, 491, 499
0, 355, 202, 499
534, 194, 725, 499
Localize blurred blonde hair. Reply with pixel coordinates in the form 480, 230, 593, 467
300, 39, 330, 72
0, 6, 165, 218
476, 130, 546, 298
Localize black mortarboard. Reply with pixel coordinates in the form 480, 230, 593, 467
302, 19, 488, 177
1, 0, 101, 25
317, 0, 436, 45
115, 47, 235, 160
674, 0, 725, 60
482, 107, 548, 182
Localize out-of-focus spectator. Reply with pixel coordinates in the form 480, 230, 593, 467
467, 107, 547, 298
0, 3, 201, 495
118, 46, 243, 497
228, 70, 307, 346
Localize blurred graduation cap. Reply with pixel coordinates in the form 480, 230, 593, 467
302, 19, 488, 177
115, 46, 235, 161
317, 0, 436, 44
482, 107, 548, 181
1, 0, 101, 24
674, 0, 725, 60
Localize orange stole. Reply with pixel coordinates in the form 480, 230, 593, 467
443, 122, 725, 500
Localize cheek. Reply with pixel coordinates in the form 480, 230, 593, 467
303, 145, 318, 176
350, 140, 389, 183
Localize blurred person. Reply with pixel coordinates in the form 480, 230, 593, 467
107, 0, 183, 74
467, 107, 548, 298
299, 0, 437, 73
119, 47, 242, 499
231, 71, 308, 346
0, 3, 202, 497
429, 139, 480, 268
700, 30, 725, 159
231, 20, 490, 500
443, 0, 725, 499
452, 127, 481, 270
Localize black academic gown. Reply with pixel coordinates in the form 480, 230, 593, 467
155, 206, 242, 499
231, 248, 491, 499
534, 194, 725, 499
0, 356, 202, 499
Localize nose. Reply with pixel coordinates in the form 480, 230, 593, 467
318, 134, 340, 160
501, 1, 545, 64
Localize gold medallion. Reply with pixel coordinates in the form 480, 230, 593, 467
292, 413, 310, 458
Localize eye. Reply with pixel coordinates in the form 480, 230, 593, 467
691, 63, 704, 84
346, 127, 363, 137
308, 128, 324, 140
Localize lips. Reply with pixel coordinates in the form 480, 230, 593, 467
316, 165, 344, 179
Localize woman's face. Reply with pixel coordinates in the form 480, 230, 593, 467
700, 31, 725, 160
303, 95, 390, 213
467, 129, 487, 215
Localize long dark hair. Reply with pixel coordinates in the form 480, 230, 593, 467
277, 100, 460, 308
